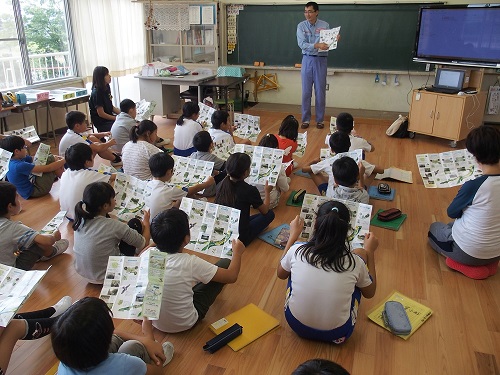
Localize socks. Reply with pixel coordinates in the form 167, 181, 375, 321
22, 317, 55, 340
15, 296, 72, 320
445, 258, 489, 280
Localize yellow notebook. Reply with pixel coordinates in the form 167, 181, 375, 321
209, 303, 280, 351
367, 291, 433, 340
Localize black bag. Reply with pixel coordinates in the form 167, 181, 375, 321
392, 119, 409, 138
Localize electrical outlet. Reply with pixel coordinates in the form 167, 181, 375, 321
425, 64, 431, 71
325, 84, 329, 91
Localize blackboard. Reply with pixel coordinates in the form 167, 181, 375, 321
227, 4, 436, 71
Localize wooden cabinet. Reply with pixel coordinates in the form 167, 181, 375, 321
409, 90, 487, 143
409, 67, 487, 144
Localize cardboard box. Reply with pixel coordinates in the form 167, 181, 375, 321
50, 89, 76, 101
17, 89, 50, 102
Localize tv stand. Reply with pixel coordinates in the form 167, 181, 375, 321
408, 67, 487, 145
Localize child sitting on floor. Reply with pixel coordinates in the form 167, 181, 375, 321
0, 135, 65, 199
252, 134, 289, 209
150, 208, 245, 333
333, 112, 375, 153
52, 297, 174, 375
72, 182, 150, 284
58, 110, 122, 167
173, 101, 203, 157
208, 110, 251, 148
215, 152, 274, 246
145, 152, 215, 220
330, 157, 369, 204
0, 181, 68, 269
59, 143, 113, 221
278, 202, 378, 344
190, 130, 226, 197
275, 115, 299, 176
428, 125, 500, 279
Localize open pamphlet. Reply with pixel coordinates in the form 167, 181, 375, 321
375, 167, 413, 184
329, 116, 337, 134
320, 149, 363, 164
293, 131, 307, 158
212, 136, 234, 160
198, 102, 216, 129
416, 149, 481, 188
367, 290, 433, 340
135, 99, 157, 122
300, 193, 372, 249
0, 148, 12, 180
0, 265, 48, 327
179, 197, 240, 259
5, 125, 40, 143
319, 26, 341, 50
99, 249, 167, 319
233, 144, 284, 186
31, 143, 51, 177
39, 211, 67, 234
113, 173, 151, 222
233, 113, 261, 142
171, 156, 214, 192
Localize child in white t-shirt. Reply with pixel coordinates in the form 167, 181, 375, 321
278, 201, 378, 344
145, 152, 215, 221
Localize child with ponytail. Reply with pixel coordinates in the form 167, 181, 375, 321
73, 182, 150, 284
215, 152, 275, 246
173, 102, 202, 157
277, 200, 378, 344
122, 120, 163, 180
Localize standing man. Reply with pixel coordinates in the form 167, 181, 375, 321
297, 2, 329, 129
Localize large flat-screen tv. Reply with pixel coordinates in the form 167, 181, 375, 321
413, 5, 500, 68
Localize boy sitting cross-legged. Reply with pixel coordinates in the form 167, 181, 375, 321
145, 152, 215, 221
0, 181, 68, 270
59, 110, 122, 167
0, 135, 65, 199
150, 208, 245, 333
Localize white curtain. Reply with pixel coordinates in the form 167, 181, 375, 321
68, 0, 147, 81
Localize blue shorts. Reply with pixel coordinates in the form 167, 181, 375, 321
318, 183, 328, 196
284, 278, 361, 344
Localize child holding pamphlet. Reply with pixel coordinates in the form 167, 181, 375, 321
209, 110, 251, 147
150, 209, 245, 333
0, 135, 65, 199
428, 125, 500, 279
277, 201, 378, 344
173, 101, 203, 157
52, 297, 174, 375
0, 296, 72, 375
275, 115, 299, 176
146, 152, 215, 220
215, 152, 275, 246
0, 181, 68, 269
72, 182, 150, 284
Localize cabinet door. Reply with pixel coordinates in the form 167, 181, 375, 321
432, 95, 464, 140
409, 91, 437, 135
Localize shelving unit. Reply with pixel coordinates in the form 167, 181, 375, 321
147, 3, 219, 70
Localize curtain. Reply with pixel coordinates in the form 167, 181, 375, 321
68, 0, 146, 82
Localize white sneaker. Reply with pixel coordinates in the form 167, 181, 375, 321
156, 137, 171, 147
162, 341, 174, 367
39, 239, 69, 261
51, 296, 72, 317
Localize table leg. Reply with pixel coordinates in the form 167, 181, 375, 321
47, 103, 58, 147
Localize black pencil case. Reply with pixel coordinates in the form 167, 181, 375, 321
203, 323, 243, 353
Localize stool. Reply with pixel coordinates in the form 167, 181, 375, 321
214, 98, 234, 124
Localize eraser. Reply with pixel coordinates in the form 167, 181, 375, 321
294, 64, 302, 68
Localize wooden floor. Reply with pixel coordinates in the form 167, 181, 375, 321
9, 106, 500, 375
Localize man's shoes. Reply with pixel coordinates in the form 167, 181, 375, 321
301, 122, 310, 129
39, 239, 69, 261
316, 122, 324, 129
156, 137, 171, 147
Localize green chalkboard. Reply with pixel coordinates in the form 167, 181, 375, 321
227, 4, 436, 71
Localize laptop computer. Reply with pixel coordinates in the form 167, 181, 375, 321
425, 68, 465, 95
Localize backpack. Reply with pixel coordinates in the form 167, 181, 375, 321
386, 115, 409, 138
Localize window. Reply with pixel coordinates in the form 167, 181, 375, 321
0, 0, 76, 91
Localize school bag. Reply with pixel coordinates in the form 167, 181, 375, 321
386, 115, 409, 138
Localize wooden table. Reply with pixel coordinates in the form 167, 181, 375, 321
0, 106, 14, 134
49, 94, 90, 113
10, 99, 57, 146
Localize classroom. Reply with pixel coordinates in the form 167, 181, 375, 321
1, 0, 499, 374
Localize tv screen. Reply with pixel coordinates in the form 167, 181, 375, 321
413, 5, 500, 68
